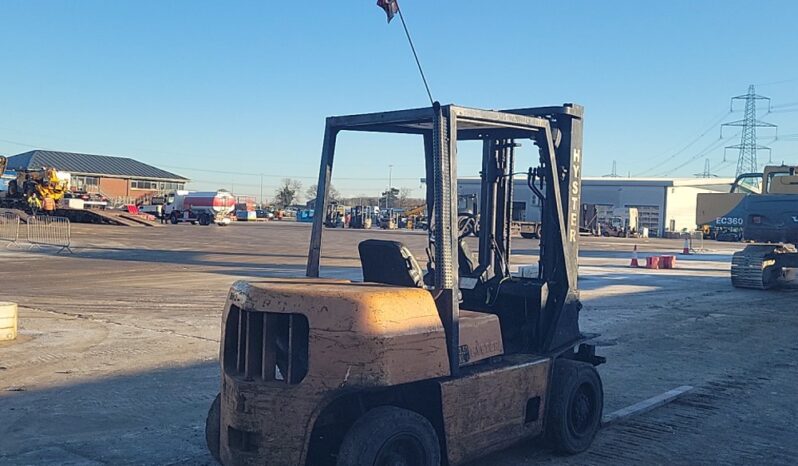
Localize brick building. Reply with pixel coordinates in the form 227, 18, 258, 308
6, 150, 188, 202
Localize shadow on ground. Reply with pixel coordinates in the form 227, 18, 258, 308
1, 362, 219, 466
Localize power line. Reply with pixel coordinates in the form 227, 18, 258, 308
656, 130, 740, 176
633, 108, 731, 176
755, 76, 798, 86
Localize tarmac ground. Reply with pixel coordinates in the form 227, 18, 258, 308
1, 221, 797, 465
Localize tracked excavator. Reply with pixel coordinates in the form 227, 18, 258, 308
697, 165, 798, 289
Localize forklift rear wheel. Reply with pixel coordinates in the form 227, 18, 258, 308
205, 393, 222, 464
336, 406, 440, 466
546, 359, 603, 454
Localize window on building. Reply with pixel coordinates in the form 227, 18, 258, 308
72, 176, 100, 192
131, 179, 186, 191
157, 181, 185, 191
131, 180, 158, 190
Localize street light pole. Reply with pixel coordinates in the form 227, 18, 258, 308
387, 164, 393, 210
260, 173, 264, 207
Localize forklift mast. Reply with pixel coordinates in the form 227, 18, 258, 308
466, 105, 584, 354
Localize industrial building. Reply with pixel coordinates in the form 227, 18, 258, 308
457, 176, 733, 237
581, 177, 734, 236
5, 150, 188, 202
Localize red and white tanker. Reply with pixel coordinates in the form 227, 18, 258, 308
163, 190, 235, 226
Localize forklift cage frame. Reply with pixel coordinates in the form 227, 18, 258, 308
307, 103, 584, 376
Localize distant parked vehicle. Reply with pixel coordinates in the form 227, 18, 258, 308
163, 190, 235, 226
297, 209, 314, 223
138, 204, 162, 217
255, 209, 274, 220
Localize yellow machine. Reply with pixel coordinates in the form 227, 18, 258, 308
697, 165, 798, 288
403, 203, 426, 229
5, 167, 69, 212
206, 104, 604, 465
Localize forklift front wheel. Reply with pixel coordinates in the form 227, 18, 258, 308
546, 359, 603, 454
205, 393, 221, 464
336, 406, 440, 466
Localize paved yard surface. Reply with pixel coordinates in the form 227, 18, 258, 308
1, 221, 796, 465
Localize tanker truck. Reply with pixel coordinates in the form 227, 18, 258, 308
163, 190, 235, 226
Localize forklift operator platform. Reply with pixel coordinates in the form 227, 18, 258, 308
307, 103, 590, 364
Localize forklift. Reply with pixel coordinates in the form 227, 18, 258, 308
206, 103, 604, 465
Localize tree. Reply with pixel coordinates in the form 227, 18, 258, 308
398, 188, 413, 208
274, 178, 302, 208
306, 183, 340, 202
380, 187, 400, 209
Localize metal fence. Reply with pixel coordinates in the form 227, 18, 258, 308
0, 212, 21, 246
26, 215, 73, 254
688, 230, 705, 252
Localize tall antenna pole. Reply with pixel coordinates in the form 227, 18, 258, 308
721, 85, 776, 181
397, 8, 434, 105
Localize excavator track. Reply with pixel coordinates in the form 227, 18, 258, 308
731, 244, 794, 289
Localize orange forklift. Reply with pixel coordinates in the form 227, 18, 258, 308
206, 103, 604, 465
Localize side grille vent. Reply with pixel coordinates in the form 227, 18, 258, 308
224, 306, 309, 384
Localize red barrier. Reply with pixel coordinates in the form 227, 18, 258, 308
646, 256, 660, 269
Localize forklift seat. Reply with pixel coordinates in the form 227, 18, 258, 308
458, 239, 477, 276
358, 239, 426, 288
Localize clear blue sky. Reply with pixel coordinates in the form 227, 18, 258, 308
1, 1, 797, 201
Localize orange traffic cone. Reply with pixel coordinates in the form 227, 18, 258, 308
682, 237, 690, 255
630, 245, 639, 268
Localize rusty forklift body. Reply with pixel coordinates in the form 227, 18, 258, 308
208, 103, 604, 465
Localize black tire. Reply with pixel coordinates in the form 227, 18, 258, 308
336, 406, 440, 466
205, 393, 222, 464
520, 232, 535, 239
545, 359, 603, 454
199, 213, 211, 226
170, 212, 179, 224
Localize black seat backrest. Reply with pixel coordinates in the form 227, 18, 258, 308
458, 238, 476, 276
358, 239, 425, 288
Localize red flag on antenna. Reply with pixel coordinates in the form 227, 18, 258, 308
377, 0, 399, 23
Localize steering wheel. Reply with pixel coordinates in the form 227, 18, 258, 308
429, 214, 476, 241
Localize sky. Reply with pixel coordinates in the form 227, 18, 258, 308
1, 1, 797, 201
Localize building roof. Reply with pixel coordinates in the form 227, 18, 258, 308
454, 176, 734, 189
6, 150, 188, 182
581, 177, 734, 188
